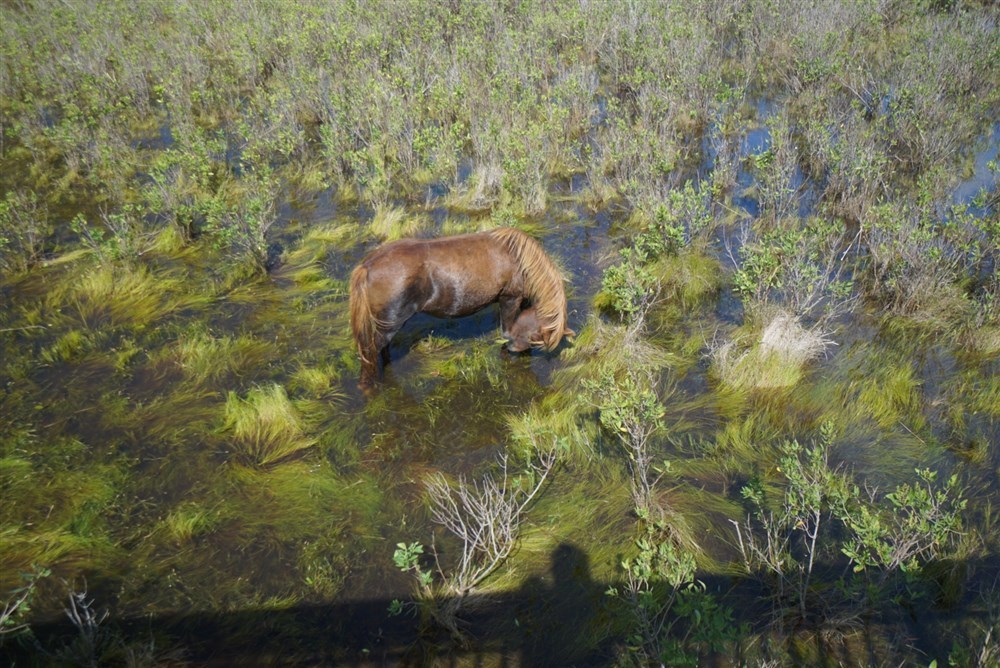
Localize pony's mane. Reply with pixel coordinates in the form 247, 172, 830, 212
489, 227, 568, 350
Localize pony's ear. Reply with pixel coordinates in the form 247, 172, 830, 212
563, 327, 576, 339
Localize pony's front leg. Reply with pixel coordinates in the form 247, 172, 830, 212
499, 295, 523, 338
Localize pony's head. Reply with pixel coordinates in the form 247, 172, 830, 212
489, 227, 572, 351
506, 306, 575, 353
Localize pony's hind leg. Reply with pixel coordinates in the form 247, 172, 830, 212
357, 330, 386, 390
358, 351, 379, 390
359, 329, 394, 390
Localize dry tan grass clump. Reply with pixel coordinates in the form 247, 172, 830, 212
713, 311, 833, 391
759, 312, 834, 366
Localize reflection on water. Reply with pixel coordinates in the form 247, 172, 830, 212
953, 122, 1000, 215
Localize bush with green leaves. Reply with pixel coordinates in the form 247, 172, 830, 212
586, 367, 666, 514
597, 236, 663, 331
391, 449, 556, 637
213, 168, 280, 273
729, 217, 856, 326
863, 198, 998, 322
0, 190, 50, 274
607, 517, 742, 667
733, 422, 967, 635
0, 566, 49, 641
649, 180, 715, 252
748, 112, 800, 223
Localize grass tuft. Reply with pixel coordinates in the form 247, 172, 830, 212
222, 384, 316, 467
168, 330, 272, 388
162, 502, 220, 544
66, 263, 207, 329
369, 206, 429, 241
712, 312, 832, 392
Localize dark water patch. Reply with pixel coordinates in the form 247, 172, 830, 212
550, 172, 590, 196
387, 310, 500, 362
714, 284, 745, 325
130, 121, 174, 151
456, 157, 474, 185
952, 121, 999, 213
427, 202, 451, 226
366, 353, 541, 467
282, 184, 340, 225
743, 124, 771, 157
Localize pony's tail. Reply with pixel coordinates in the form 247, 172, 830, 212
349, 264, 377, 368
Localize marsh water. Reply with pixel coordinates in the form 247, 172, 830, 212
2, 105, 998, 666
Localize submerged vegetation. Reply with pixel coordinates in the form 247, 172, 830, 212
1, 0, 998, 664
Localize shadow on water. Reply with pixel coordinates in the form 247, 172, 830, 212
7, 544, 998, 667
2, 543, 612, 667
387, 310, 502, 366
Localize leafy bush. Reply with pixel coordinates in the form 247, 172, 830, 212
0, 190, 49, 274
607, 517, 742, 666
733, 423, 967, 632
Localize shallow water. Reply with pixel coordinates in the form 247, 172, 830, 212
1, 102, 998, 666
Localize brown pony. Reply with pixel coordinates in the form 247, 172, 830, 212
349, 227, 573, 387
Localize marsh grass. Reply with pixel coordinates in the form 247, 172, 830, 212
297, 221, 365, 250
650, 246, 724, 309
161, 502, 220, 545
852, 361, 925, 432
39, 330, 95, 365
0, 452, 124, 591
572, 318, 680, 379
165, 329, 272, 389
0, 0, 997, 661
288, 365, 343, 400
222, 384, 316, 467
431, 338, 512, 390
711, 335, 812, 393
490, 466, 637, 595
508, 397, 597, 465
369, 205, 429, 241
63, 262, 209, 330
438, 215, 488, 237
713, 305, 839, 393
215, 460, 383, 594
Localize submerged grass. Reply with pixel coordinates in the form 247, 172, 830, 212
0, 0, 996, 662
66, 262, 209, 329
38, 329, 95, 365
710, 312, 834, 394
369, 205, 429, 241
222, 384, 316, 467
650, 246, 724, 309
0, 451, 125, 590
161, 502, 221, 545
494, 464, 636, 591
165, 329, 273, 389
852, 358, 925, 432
